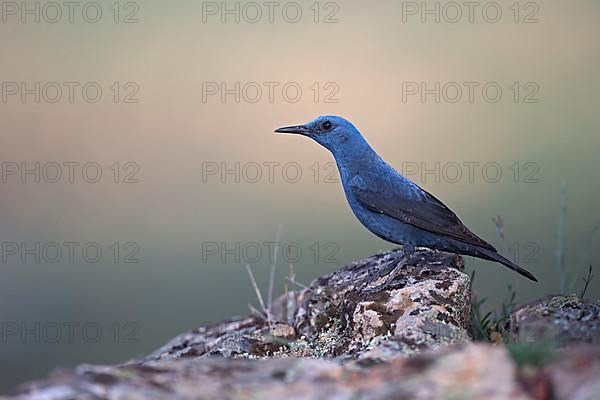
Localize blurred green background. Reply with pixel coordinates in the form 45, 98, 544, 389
0, 0, 598, 392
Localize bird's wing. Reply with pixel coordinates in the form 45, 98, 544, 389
350, 174, 497, 251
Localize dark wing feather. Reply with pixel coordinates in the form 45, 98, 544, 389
351, 174, 496, 251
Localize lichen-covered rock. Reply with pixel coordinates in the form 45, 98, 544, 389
146, 248, 471, 363
509, 294, 600, 346
4, 250, 600, 399
13, 342, 597, 400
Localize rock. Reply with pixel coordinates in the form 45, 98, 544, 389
422, 343, 530, 400
8, 342, 600, 400
11, 343, 600, 400
7, 250, 599, 399
508, 294, 600, 346
545, 344, 600, 400
2, 343, 545, 400
145, 248, 471, 364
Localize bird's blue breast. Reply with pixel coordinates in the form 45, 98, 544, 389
335, 157, 448, 248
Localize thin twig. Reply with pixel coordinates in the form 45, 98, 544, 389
580, 265, 594, 299
492, 215, 507, 252
569, 222, 600, 292
557, 183, 567, 293
267, 224, 284, 314
285, 277, 313, 291
492, 215, 519, 298
284, 277, 334, 303
288, 250, 296, 289
248, 304, 267, 319
246, 264, 270, 324
283, 281, 288, 323
288, 255, 297, 324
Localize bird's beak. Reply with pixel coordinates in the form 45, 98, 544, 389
274, 124, 311, 135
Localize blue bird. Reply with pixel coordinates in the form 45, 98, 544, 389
275, 116, 537, 282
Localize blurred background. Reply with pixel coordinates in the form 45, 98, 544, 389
0, 0, 598, 392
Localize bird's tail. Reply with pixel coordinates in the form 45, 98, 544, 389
476, 247, 538, 282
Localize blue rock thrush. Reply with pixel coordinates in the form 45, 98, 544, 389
275, 116, 537, 282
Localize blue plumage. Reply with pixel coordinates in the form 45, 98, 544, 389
276, 115, 537, 282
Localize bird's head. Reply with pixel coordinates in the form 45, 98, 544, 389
275, 116, 366, 155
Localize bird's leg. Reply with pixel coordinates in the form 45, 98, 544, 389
364, 255, 409, 294
365, 244, 415, 293
403, 243, 415, 259
364, 245, 415, 294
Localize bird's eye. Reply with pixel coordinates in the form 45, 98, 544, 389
322, 121, 332, 130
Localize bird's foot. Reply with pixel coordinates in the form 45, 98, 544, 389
363, 258, 408, 294
362, 245, 421, 294
403, 243, 415, 259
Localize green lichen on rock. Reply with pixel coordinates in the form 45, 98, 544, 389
142, 249, 471, 365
